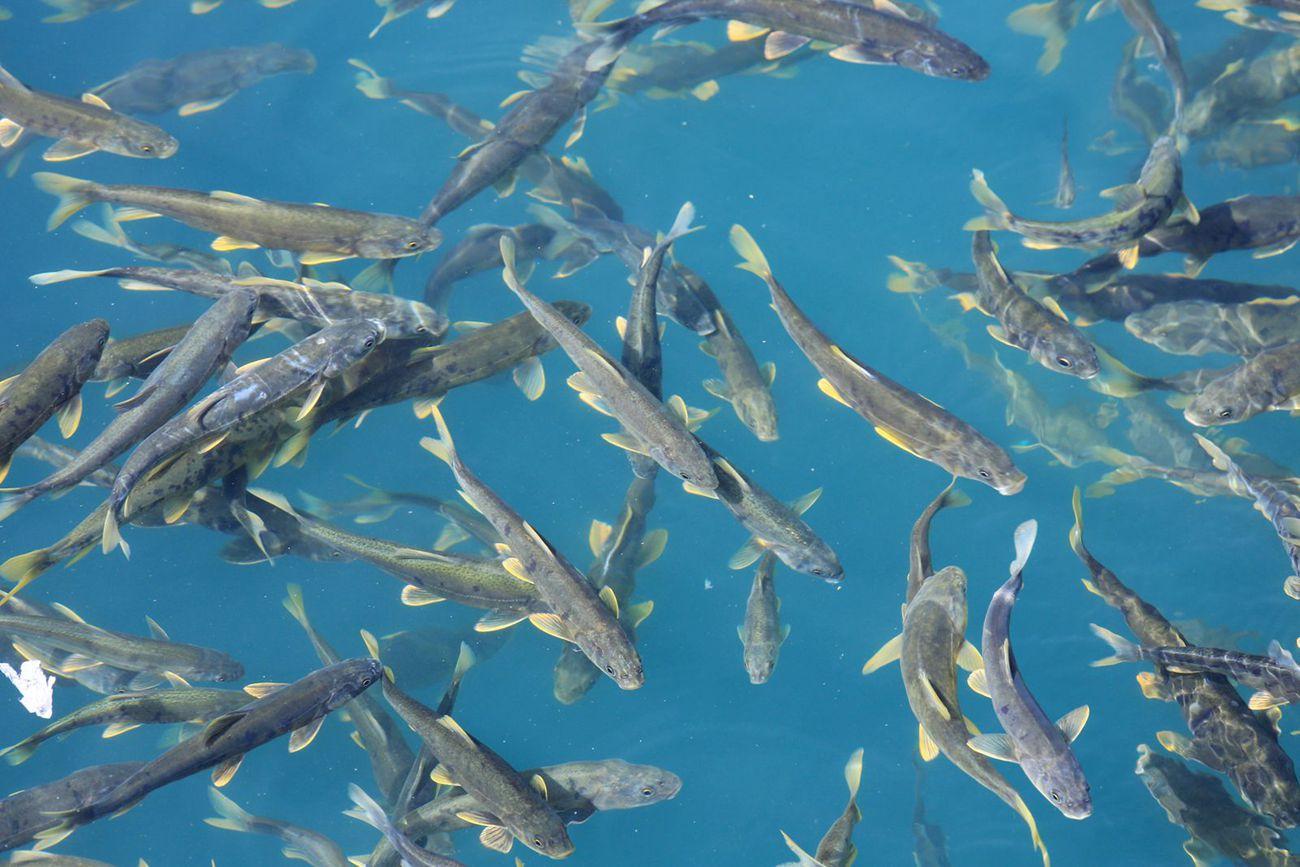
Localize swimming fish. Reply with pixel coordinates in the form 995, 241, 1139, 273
689, 273, 779, 443
0, 762, 143, 852
963, 231, 1100, 378
1054, 115, 1076, 209
0, 320, 109, 485
731, 224, 1024, 495
1182, 341, 1300, 426
421, 405, 642, 688
779, 748, 863, 867
967, 520, 1092, 819
0, 64, 176, 161
370, 0, 458, 39
581, 0, 990, 81
89, 323, 198, 396
205, 787, 349, 867
967, 135, 1191, 268
1125, 297, 1300, 357
422, 223, 563, 320
0, 289, 259, 522
1087, 0, 1189, 119
906, 479, 970, 603
32, 172, 441, 262
1181, 40, 1300, 139
345, 783, 463, 867
500, 236, 717, 489
739, 552, 786, 685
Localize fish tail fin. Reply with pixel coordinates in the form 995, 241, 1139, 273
281, 583, 310, 629
661, 200, 702, 247
71, 208, 131, 251
1089, 623, 1141, 666
352, 259, 397, 294
965, 170, 1012, 231
28, 268, 113, 286
31, 172, 97, 230
886, 255, 941, 294
1067, 487, 1088, 557
843, 747, 864, 800
418, 401, 455, 466
729, 224, 775, 285
574, 17, 639, 71
101, 508, 131, 559
1006, 2, 1074, 75
368, 6, 401, 38
1091, 345, 1158, 398
777, 830, 822, 867
347, 58, 393, 99
0, 489, 37, 523
940, 478, 972, 511
0, 547, 55, 607
435, 641, 477, 716
1010, 519, 1038, 577
204, 786, 255, 833
343, 783, 392, 833
0, 737, 39, 766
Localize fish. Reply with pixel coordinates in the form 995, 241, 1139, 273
906, 479, 971, 603
12, 438, 117, 491
46, 658, 381, 838
1125, 297, 1300, 357
91, 43, 316, 117
1087, 0, 1189, 119
966, 520, 1092, 819
365, 639, 574, 859
0, 609, 243, 683
281, 583, 414, 806
369, 759, 682, 867
418, 37, 617, 227
1109, 37, 1174, 146
1134, 744, 1298, 867
598, 36, 809, 107
0, 762, 143, 852
89, 323, 197, 395
1195, 435, 1300, 596
101, 318, 384, 556
40, 0, 145, 23
0, 289, 259, 522
689, 273, 779, 443
0, 681, 255, 765
0, 64, 176, 161
580, 0, 990, 82
422, 223, 563, 319
73, 206, 234, 273
1054, 115, 1076, 208
298, 477, 503, 552
1181, 41, 1300, 140
779, 748, 863, 867
205, 787, 348, 867
422, 405, 643, 688
739, 552, 786, 685
501, 236, 717, 489
1201, 116, 1300, 170
731, 225, 1024, 495
967, 135, 1191, 268
962, 231, 1100, 378
32, 264, 447, 341
688, 438, 842, 581
911, 758, 952, 867
1006, 0, 1084, 74
863, 566, 1048, 864
1182, 341, 1300, 426
1069, 488, 1300, 827
345, 784, 463, 867
370, 0, 458, 38
31, 172, 441, 262
1052, 263, 1300, 323
0, 320, 109, 484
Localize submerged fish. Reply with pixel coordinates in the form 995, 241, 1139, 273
73, 207, 233, 273
1182, 341, 1300, 426
0, 320, 109, 485
688, 271, 779, 442
779, 748, 863, 867
1087, 0, 1189, 118
0, 762, 143, 852
32, 173, 441, 262
346, 784, 463, 867
739, 552, 786, 685
1054, 115, 1076, 209
731, 225, 1024, 494
0, 64, 176, 161
967, 135, 1189, 268
581, 0, 990, 81
205, 788, 348, 867
1181, 41, 1300, 139
1123, 193, 1300, 277
967, 521, 1092, 819
906, 479, 970, 603
1125, 297, 1300, 357
1006, 0, 1084, 74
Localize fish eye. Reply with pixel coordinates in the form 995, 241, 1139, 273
406, 240, 420, 250
1050, 791, 1061, 803
415, 324, 428, 334
533, 836, 543, 847
363, 337, 375, 349
1055, 356, 1072, 368
1218, 408, 1233, 419
604, 665, 615, 675
978, 469, 992, 479
640, 786, 654, 797
140, 144, 153, 154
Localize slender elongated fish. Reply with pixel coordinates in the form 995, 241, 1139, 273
1055, 115, 1076, 208
102, 318, 384, 556
500, 236, 717, 489
1087, 0, 1188, 118
0, 762, 143, 852
967, 135, 1190, 268
906, 479, 970, 603
731, 225, 1024, 494
0, 289, 258, 522
346, 784, 463, 866
967, 521, 1092, 818
864, 566, 1048, 864
1182, 341, 1300, 426
0, 64, 176, 161
580, 0, 990, 81
779, 748, 863, 867
205, 788, 348, 867
0, 683, 254, 765
693, 286, 779, 442
32, 173, 440, 263
365, 639, 573, 859
964, 231, 1099, 378
422, 405, 642, 688
49, 658, 381, 839
739, 552, 786, 685
73, 206, 234, 273
0, 320, 109, 485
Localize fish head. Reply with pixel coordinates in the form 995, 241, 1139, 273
355, 222, 443, 259
733, 387, 779, 443
593, 643, 644, 691
410, 300, 450, 342
896, 37, 990, 82
1183, 378, 1248, 427
1029, 326, 1101, 380
73, 319, 113, 376
323, 657, 384, 710
589, 760, 683, 809
777, 540, 843, 584
209, 655, 246, 683
958, 443, 1026, 496
520, 824, 575, 860
1026, 753, 1092, 820
325, 319, 386, 377
110, 116, 179, 160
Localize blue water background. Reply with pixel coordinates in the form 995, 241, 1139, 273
2, 1, 1299, 864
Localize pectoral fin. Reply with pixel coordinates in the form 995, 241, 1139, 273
479, 824, 514, 854
918, 724, 939, 761
968, 733, 1019, 762
957, 640, 984, 672
1056, 705, 1090, 741
862, 633, 902, 674
967, 667, 990, 698
43, 139, 98, 162
211, 753, 244, 787
57, 393, 82, 439
179, 94, 234, 116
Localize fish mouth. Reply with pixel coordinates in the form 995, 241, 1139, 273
997, 476, 1028, 496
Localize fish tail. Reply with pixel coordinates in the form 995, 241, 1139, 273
418, 401, 455, 466
352, 259, 397, 293
886, 255, 941, 294
843, 747, 864, 800
1012, 793, 1049, 867
662, 201, 701, 247
0, 547, 55, 607
344, 783, 392, 834
204, 786, 255, 833
29, 268, 114, 286
1089, 623, 1142, 666
0, 489, 36, 523
0, 735, 39, 766
1090, 345, 1159, 398
435, 640, 477, 716
777, 830, 822, 867
101, 506, 130, 559
729, 224, 775, 286
1006, 3, 1074, 75
965, 170, 1012, 231
31, 172, 97, 230
1067, 487, 1089, 562
574, 16, 639, 71
1010, 519, 1038, 577
281, 583, 310, 629
368, 5, 401, 38
347, 59, 392, 99
939, 478, 972, 511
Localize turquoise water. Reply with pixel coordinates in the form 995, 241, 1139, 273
2, 1, 1300, 865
